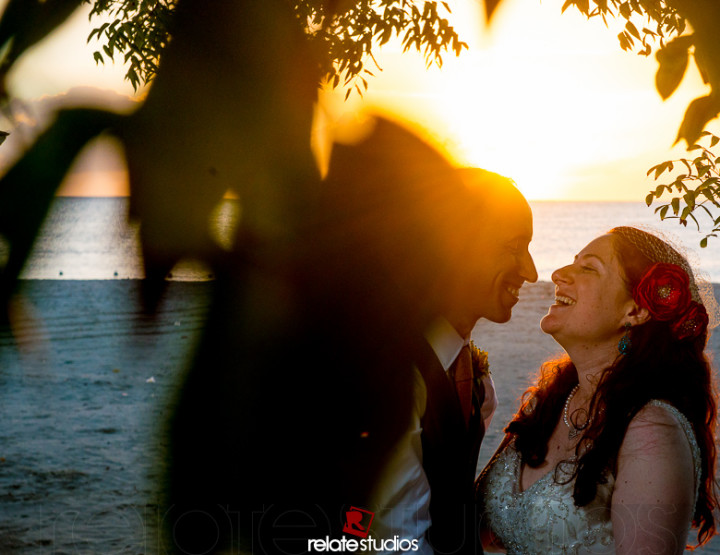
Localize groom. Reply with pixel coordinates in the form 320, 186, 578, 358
372, 166, 538, 555
424, 167, 537, 555
318, 117, 536, 553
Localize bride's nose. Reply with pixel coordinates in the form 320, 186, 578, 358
551, 264, 573, 285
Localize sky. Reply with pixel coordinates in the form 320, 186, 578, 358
316, 0, 718, 201
2, 0, 718, 201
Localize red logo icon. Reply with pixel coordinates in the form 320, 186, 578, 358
342, 506, 374, 538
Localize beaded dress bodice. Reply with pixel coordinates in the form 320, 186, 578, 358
477, 400, 701, 554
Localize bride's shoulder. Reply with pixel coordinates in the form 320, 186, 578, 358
633, 400, 687, 425
614, 399, 698, 508
619, 400, 697, 468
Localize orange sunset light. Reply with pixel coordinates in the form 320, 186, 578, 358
6, 0, 718, 201
318, 0, 716, 201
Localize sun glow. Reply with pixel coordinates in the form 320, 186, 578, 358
7, 0, 717, 200
319, 0, 715, 201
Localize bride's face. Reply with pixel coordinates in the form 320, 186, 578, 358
541, 235, 636, 352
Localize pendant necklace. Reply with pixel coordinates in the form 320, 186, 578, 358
563, 384, 591, 440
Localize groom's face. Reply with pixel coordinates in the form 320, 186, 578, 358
459, 193, 538, 325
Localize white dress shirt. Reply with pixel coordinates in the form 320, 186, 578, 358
370, 318, 497, 553
425, 318, 497, 431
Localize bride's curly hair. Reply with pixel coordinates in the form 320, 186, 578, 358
506, 227, 719, 548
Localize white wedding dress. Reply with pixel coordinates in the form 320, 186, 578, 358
477, 400, 701, 554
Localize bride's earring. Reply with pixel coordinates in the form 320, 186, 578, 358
618, 323, 632, 355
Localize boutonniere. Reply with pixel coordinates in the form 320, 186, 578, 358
469, 340, 490, 380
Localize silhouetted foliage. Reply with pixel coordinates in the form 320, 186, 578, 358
561, 0, 720, 246
646, 131, 720, 245
563, 0, 720, 148
0, 0, 83, 88
87, 0, 468, 96
0, 1, 472, 552
82, 0, 720, 148
87, 0, 174, 89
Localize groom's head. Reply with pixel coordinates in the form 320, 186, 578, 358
319, 119, 536, 334
442, 168, 537, 335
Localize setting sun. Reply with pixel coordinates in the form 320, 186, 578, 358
318, 0, 716, 201
4, 0, 718, 202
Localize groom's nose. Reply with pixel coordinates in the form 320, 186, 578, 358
520, 249, 538, 283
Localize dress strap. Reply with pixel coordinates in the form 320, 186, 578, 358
646, 399, 702, 508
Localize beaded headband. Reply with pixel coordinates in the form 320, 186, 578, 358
610, 225, 719, 330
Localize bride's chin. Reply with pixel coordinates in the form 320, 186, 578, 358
540, 314, 555, 335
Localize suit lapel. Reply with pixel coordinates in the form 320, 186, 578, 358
415, 337, 467, 457
416, 337, 486, 555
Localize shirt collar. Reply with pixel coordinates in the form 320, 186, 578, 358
425, 317, 468, 372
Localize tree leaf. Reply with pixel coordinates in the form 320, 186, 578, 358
654, 161, 672, 179
655, 35, 692, 100
625, 20, 641, 41
0, 0, 83, 77
676, 95, 720, 147
483, 0, 505, 21
642, 27, 657, 37
617, 31, 633, 51
684, 190, 696, 209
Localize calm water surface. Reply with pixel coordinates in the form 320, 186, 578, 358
1, 198, 719, 553
11, 197, 720, 282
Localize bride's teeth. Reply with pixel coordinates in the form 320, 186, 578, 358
555, 295, 576, 306
506, 286, 519, 297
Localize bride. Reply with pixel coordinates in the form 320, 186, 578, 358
476, 226, 719, 553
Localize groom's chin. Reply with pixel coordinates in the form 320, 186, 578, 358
483, 308, 513, 324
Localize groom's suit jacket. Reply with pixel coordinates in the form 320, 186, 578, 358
416, 337, 486, 555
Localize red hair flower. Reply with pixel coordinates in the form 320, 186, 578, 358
671, 302, 709, 340
633, 263, 691, 321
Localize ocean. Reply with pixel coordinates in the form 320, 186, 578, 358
13, 197, 720, 282
1, 197, 719, 553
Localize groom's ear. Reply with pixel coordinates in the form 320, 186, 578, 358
625, 302, 651, 326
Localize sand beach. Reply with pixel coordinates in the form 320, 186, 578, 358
0, 279, 718, 553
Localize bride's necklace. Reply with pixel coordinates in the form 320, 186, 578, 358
563, 384, 591, 439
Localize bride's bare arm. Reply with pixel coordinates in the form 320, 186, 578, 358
611, 403, 696, 555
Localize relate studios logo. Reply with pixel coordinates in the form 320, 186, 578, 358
307, 506, 419, 552
342, 507, 374, 538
